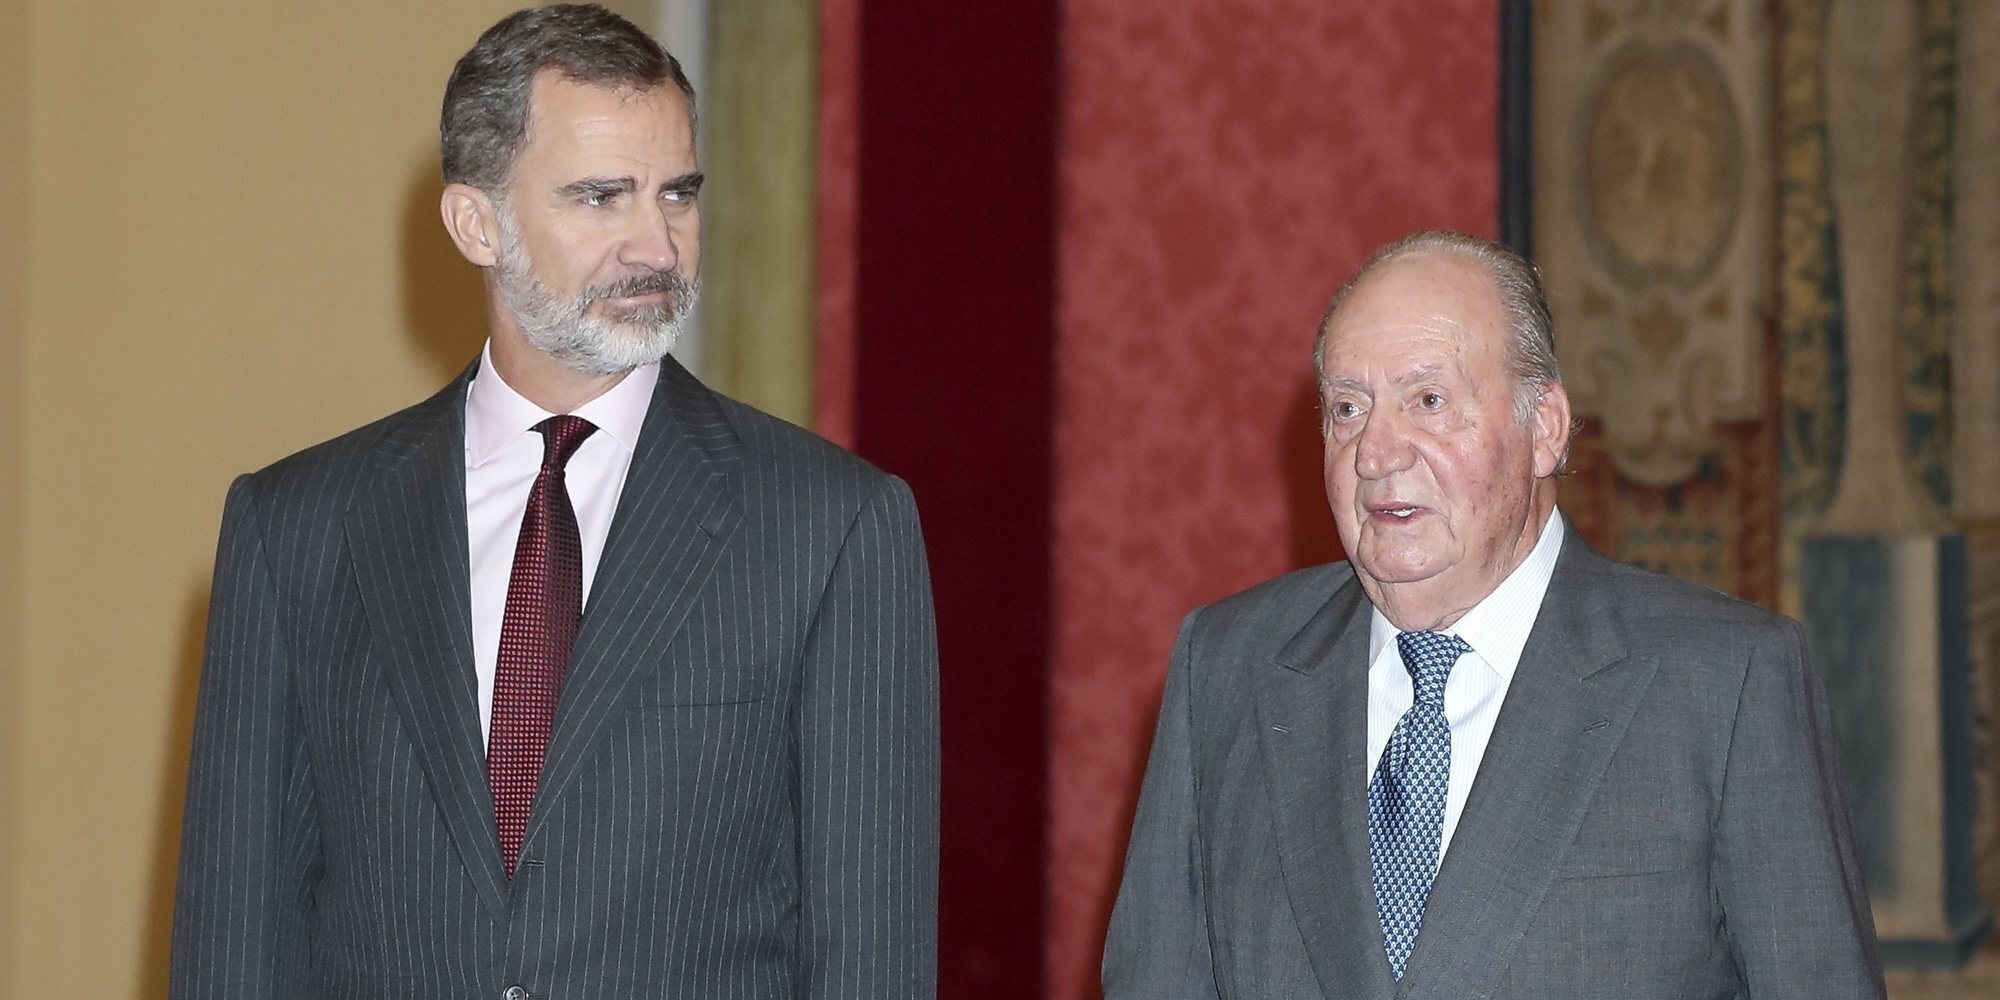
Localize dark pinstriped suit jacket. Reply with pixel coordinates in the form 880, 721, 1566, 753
170, 356, 939, 999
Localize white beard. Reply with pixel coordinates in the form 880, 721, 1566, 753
490, 207, 698, 377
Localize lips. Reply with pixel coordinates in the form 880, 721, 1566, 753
1367, 502, 1427, 521
586, 270, 694, 323
607, 290, 666, 305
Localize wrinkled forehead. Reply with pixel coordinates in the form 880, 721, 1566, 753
1320, 253, 1508, 376
519, 71, 692, 152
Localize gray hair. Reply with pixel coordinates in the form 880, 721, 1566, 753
441, 3, 695, 191
1313, 229, 1562, 423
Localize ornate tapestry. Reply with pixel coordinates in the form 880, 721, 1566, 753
1536, 0, 2000, 968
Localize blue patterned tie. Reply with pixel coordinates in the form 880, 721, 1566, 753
1369, 630, 1470, 980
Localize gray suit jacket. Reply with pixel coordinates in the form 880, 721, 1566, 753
170, 357, 939, 999
1104, 522, 1885, 999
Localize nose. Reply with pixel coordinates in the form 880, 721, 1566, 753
1351, 408, 1414, 480
620, 205, 681, 273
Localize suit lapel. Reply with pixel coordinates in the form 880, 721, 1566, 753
1251, 575, 1398, 1000
526, 358, 744, 845
346, 367, 513, 919
1396, 527, 1657, 999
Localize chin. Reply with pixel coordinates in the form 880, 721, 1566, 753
1353, 539, 1450, 581
1360, 569, 1449, 591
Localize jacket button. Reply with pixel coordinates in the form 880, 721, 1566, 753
503, 986, 528, 1000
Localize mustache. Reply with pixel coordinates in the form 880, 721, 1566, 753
583, 269, 692, 306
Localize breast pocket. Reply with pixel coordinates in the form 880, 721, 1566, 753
640, 663, 772, 706
1557, 837, 1690, 879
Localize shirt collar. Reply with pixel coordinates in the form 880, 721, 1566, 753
463, 340, 660, 468
1367, 506, 1566, 679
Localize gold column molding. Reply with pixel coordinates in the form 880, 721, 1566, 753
701, 0, 819, 429
1534, 0, 1771, 486
1813, 0, 1947, 536
1955, 0, 2000, 520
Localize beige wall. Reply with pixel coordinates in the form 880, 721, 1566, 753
5, 0, 620, 993
1, 0, 29, 987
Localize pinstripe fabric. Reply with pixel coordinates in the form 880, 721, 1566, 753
170, 357, 940, 999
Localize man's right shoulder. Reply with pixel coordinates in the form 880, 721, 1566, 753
1180, 561, 1359, 653
230, 385, 460, 511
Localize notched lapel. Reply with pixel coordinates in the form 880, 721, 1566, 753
1253, 579, 1398, 1000
528, 361, 745, 843
346, 374, 512, 920
1396, 535, 1655, 1000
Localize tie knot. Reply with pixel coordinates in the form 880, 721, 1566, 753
1395, 631, 1468, 708
534, 415, 598, 471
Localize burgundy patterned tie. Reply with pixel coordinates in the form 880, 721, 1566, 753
488, 414, 596, 878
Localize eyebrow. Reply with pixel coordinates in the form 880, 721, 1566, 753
1391, 362, 1449, 387
555, 176, 636, 199
552, 172, 704, 200
1319, 362, 1450, 393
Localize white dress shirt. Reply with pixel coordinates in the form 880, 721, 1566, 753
465, 342, 659, 746
1363, 507, 1564, 866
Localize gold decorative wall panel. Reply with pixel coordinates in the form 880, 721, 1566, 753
1534, 0, 1770, 486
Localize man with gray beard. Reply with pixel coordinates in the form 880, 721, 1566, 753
169, 6, 940, 999
488, 187, 699, 376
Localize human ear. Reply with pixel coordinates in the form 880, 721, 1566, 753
1529, 381, 1573, 478
440, 183, 499, 267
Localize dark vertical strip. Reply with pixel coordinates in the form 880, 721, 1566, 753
851, 1, 1059, 996
1499, 0, 1534, 256
1936, 538, 1994, 960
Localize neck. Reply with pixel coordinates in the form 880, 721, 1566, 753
486, 321, 630, 414
1368, 587, 1478, 634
